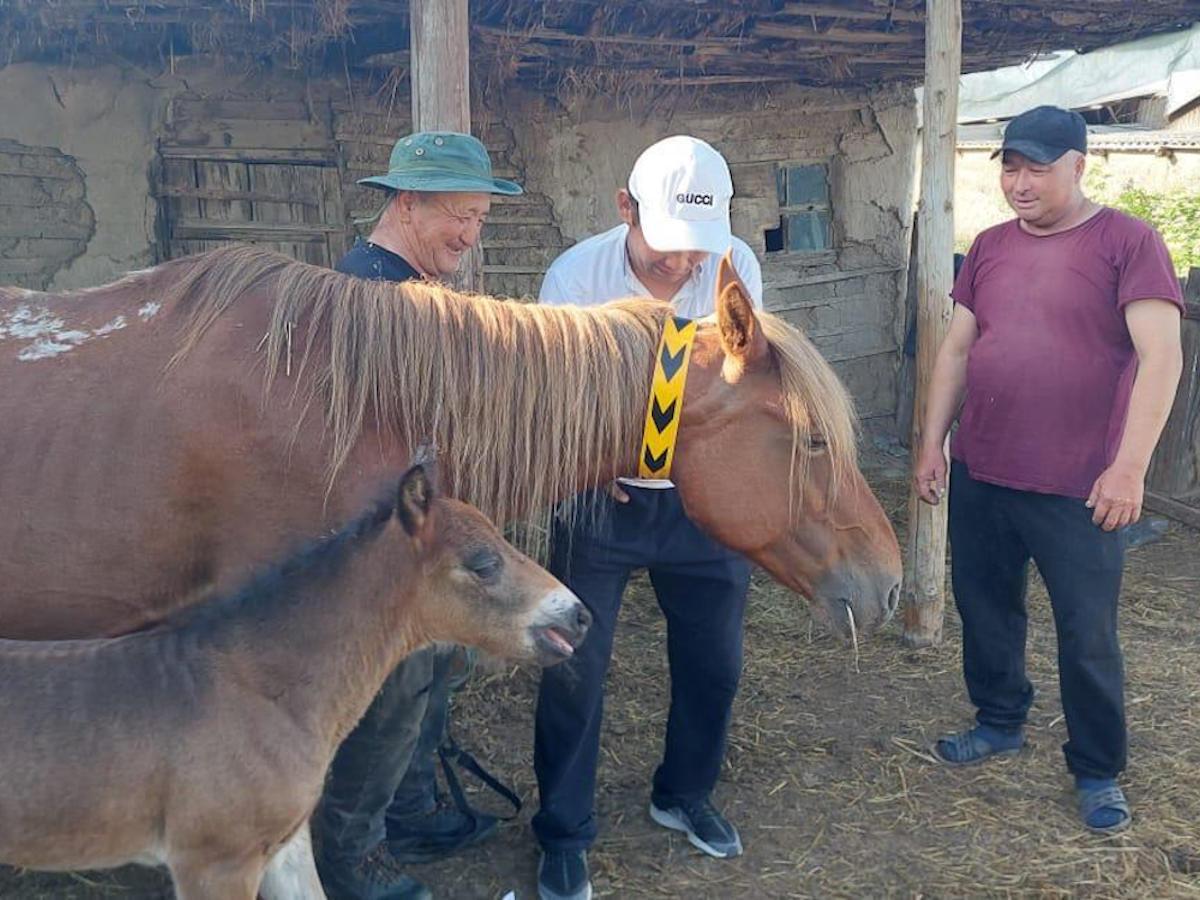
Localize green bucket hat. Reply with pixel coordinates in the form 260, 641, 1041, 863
358, 131, 523, 196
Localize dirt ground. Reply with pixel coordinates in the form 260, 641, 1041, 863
2, 463, 1198, 899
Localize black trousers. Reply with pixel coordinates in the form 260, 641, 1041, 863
948, 461, 1127, 779
532, 486, 752, 851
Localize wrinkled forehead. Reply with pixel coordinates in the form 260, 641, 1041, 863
417, 190, 492, 217
1000, 149, 1079, 171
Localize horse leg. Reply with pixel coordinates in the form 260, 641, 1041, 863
169, 858, 266, 900
258, 821, 327, 900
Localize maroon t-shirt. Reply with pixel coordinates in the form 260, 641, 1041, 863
950, 207, 1183, 498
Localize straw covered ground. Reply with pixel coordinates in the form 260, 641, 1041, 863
2, 463, 1198, 899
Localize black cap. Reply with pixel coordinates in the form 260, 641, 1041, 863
991, 105, 1087, 164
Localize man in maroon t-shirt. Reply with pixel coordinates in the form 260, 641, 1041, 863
914, 105, 1184, 835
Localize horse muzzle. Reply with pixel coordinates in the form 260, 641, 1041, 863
528, 588, 592, 666
812, 567, 901, 639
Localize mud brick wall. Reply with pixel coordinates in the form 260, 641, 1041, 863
0, 140, 93, 289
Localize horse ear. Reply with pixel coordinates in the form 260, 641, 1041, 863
715, 253, 767, 365
397, 461, 436, 536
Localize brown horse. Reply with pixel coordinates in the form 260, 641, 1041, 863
0, 460, 589, 899
0, 245, 900, 648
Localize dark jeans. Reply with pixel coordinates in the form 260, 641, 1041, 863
532, 486, 752, 851
948, 461, 1127, 779
317, 642, 459, 861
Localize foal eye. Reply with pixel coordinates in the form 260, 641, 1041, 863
463, 549, 503, 582
807, 433, 828, 452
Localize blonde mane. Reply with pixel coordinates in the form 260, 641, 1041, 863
759, 311, 859, 507
159, 245, 857, 536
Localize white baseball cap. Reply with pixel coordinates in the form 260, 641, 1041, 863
627, 135, 734, 255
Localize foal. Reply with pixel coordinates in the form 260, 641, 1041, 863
0, 461, 590, 899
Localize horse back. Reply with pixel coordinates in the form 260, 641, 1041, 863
0, 266, 376, 639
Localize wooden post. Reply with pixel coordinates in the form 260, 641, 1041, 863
410, 0, 482, 293
902, 0, 961, 648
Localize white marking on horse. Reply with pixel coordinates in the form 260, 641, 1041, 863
94, 315, 128, 336
17, 336, 89, 361
532, 587, 583, 627
259, 823, 326, 900
1, 305, 64, 340
138, 302, 162, 321
4, 301, 150, 361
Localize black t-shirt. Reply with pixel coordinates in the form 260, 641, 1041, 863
336, 239, 421, 283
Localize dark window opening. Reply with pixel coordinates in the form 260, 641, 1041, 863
765, 163, 832, 254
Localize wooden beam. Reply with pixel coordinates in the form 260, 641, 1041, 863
473, 25, 744, 51
410, 0, 481, 292
778, 2, 925, 23
157, 147, 336, 166
155, 186, 322, 206
753, 22, 921, 44
902, 0, 961, 649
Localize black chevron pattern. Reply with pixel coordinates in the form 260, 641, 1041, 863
650, 396, 676, 432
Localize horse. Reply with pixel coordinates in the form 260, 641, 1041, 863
0, 244, 901, 898
0, 245, 900, 639
0, 459, 590, 900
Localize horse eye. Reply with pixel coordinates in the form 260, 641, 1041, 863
463, 549, 503, 582
808, 434, 828, 452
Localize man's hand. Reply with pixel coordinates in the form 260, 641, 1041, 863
1086, 462, 1145, 531
605, 481, 631, 504
914, 443, 948, 505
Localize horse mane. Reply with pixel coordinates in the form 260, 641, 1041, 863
163, 481, 399, 637
758, 313, 858, 507
156, 244, 857, 536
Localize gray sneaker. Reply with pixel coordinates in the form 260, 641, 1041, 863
650, 796, 743, 858
538, 848, 592, 900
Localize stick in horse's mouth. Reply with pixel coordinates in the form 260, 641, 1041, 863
844, 601, 860, 674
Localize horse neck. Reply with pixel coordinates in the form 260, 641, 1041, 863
209, 523, 427, 750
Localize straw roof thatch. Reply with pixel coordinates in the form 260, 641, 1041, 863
2, 1, 1199, 92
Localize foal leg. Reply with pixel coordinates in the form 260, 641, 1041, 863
170, 858, 266, 900
259, 821, 327, 900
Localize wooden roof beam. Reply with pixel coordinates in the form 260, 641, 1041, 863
777, 2, 924, 23
753, 22, 922, 43
473, 24, 746, 51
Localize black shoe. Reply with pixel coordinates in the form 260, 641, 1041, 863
650, 795, 743, 858
386, 804, 500, 864
537, 848, 592, 900
316, 843, 433, 900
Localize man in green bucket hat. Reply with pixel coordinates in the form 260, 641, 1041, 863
315, 130, 522, 900
340, 130, 521, 281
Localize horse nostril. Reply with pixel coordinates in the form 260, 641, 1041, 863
575, 603, 593, 632
886, 583, 901, 615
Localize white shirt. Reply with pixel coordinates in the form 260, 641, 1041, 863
539, 224, 763, 317
539, 223, 764, 488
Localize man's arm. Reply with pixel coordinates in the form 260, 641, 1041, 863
913, 304, 979, 505
538, 266, 571, 305
1086, 299, 1184, 531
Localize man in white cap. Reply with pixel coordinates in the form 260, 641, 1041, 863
533, 135, 763, 900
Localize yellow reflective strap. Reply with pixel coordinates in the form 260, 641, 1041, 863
638, 315, 698, 479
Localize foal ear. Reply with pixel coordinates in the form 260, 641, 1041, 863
715, 253, 768, 365
397, 462, 436, 536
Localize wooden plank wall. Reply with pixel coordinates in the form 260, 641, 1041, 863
334, 94, 568, 299
157, 96, 347, 265
694, 101, 909, 423
1147, 272, 1200, 508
